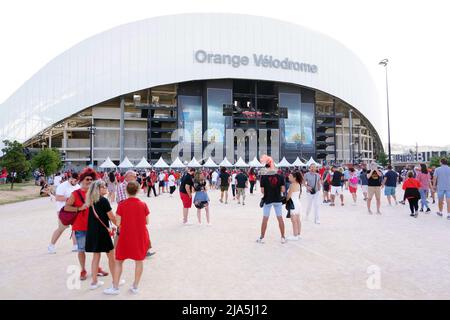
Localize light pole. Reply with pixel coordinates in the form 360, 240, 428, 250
379, 58, 392, 165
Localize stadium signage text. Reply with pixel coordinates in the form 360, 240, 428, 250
194, 49, 318, 74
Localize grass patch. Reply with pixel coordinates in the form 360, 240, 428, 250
0, 195, 42, 205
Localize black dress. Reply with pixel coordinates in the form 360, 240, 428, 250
85, 196, 114, 253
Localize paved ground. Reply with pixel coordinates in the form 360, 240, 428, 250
1, 184, 450, 300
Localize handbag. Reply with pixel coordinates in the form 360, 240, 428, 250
91, 204, 116, 238
259, 197, 265, 208
58, 189, 84, 226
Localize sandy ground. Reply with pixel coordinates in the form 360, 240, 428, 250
0, 184, 450, 300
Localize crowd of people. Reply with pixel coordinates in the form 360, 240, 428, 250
40, 156, 450, 295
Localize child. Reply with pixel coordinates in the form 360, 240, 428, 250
402, 171, 421, 218
104, 181, 150, 295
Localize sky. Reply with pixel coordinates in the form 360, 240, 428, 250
0, 0, 449, 147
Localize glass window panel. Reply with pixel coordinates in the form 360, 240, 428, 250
178, 95, 202, 144
207, 88, 232, 143
280, 93, 302, 146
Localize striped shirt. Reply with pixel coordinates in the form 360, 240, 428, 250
116, 181, 128, 203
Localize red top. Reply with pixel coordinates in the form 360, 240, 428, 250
71, 189, 88, 232
249, 173, 256, 182
319, 167, 326, 178
115, 197, 150, 261
402, 178, 421, 190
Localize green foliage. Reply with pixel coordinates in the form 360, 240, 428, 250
31, 148, 62, 176
429, 156, 450, 168
0, 140, 31, 190
377, 151, 388, 167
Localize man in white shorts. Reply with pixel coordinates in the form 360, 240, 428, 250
48, 172, 80, 253
329, 166, 344, 206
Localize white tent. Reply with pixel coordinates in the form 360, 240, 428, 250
135, 157, 152, 168
187, 157, 202, 168
219, 157, 233, 167
118, 156, 134, 168
99, 157, 117, 169
153, 157, 169, 168
275, 157, 293, 167
234, 157, 249, 167
170, 157, 186, 168
306, 157, 321, 167
292, 157, 306, 167
248, 157, 264, 168
203, 157, 219, 168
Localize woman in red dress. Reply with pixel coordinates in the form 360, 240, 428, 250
104, 181, 150, 295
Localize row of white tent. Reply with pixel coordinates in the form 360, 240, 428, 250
100, 156, 321, 169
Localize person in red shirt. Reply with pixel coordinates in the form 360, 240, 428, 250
104, 181, 150, 295
248, 168, 257, 194
402, 171, 421, 218
64, 168, 108, 280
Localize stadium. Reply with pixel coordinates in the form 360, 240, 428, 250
0, 13, 383, 170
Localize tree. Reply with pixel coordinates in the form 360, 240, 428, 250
430, 155, 450, 168
0, 140, 31, 190
31, 148, 63, 177
377, 151, 388, 167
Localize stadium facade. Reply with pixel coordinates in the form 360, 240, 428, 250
0, 13, 383, 170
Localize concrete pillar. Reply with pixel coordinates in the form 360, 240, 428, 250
63, 123, 68, 149
119, 96, 125, 161
49, 130, 52, 149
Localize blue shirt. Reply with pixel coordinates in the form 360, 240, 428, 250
359, 171, 368, 185
384, 170, 398, 187
435, 165, 450, 191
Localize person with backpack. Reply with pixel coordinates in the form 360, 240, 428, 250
193, 171, 211, 225
85, 180, 118, 290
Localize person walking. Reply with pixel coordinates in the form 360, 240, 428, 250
402, 171, 421, 218
168, 171, 176, 196
305, 164, 321, 223
106, 172, 118, 204
359, 167, 369, 201
211, 169, 219, 190
367, 163, 383, 215
257, 156, 286, 244
433, 158, 450, 219
248, 168, 257, 195
348, 167, 359, 205
235, 169, 248, 205
193, 171, 211, 225
382, 165, 398, 206
231, 170, 237, 200
329, 166, 344, 206
104, 181, 150, 295
158, 171, 165, 195
416, 163, 432, 213
219, 167, 231, 204
286, 171, 303, 240
85, 180, 117, 290
147, 171, 157, 197
48, 173, 80, 254
322, 166, 331, 203
180, 168, 195, 225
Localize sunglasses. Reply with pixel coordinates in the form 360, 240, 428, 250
84, 178, 93, 181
